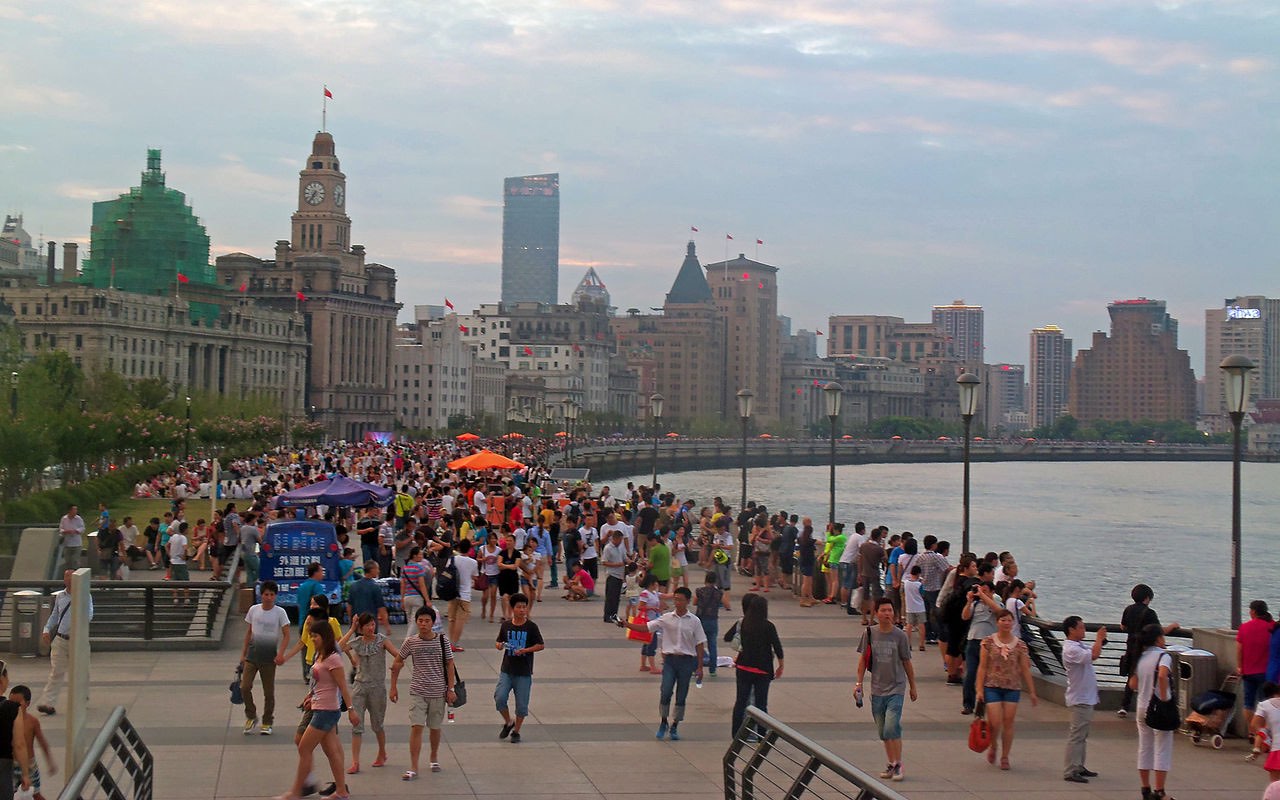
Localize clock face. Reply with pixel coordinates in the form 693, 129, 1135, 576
304, 181, 325, 205
333, 184, 345, 207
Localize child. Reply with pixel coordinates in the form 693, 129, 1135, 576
637, 574, 663, 673
1250, 681, 1280, 777
623, 561, 642, 620
902, 565, 927, 651
8, 685, 54, 800
563, 563, 594, 601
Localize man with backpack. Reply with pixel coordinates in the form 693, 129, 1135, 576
438, 540, 478, 652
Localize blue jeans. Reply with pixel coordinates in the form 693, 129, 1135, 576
659, 654, 698, 723
963, 639, 981, 711
871, 693, 904, 740
920, 590, 939, 640
495, 671, 532, 718
701, 618, 719, 672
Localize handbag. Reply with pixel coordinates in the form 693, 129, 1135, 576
627, 614, 654, 643
442, 635, 467, 707
1143, 653, 1180, 731
473, 572, 489, 591
968, 717, 992, 753
229, 663, 244, 705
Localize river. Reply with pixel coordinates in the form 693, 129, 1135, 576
610, 461, 1280, 628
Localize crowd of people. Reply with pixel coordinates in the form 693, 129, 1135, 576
23, 439, 1280, 800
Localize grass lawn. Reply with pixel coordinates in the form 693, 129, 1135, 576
111, 495, 225, 524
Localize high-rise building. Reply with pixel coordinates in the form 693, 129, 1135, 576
0, 215, 44, 272
932, 300, 984, 364
1069, 299, 1196, 424
1029, 325, 1072, 429
981, 363, 1026, 433
1204, 296, 1280, 425
704, 253, 781, 422
501, 174, 559, 306
217, 131, 400, 441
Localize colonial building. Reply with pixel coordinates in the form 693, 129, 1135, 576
704, 253, 782, 423
1069, 298, 1196, 424
216, 131, 400, 441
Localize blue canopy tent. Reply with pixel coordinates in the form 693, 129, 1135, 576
276, 475, 395, 509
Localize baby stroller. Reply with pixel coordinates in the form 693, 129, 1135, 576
1183, 673, 1239, 750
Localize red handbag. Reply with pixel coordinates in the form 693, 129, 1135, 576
626, 614, 653, 643
968, 717, 992, 753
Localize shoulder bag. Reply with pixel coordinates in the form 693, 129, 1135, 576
1143, 653, 1179, 731
441, 635, 467, 707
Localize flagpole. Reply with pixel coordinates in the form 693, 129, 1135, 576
322, 86, 327, 132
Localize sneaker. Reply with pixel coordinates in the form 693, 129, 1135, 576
499, 722, 514, 739
243, 718, 258, 735
318, 783, 337, 797
891, 763, 903, 782
301, 783, 317, 797
961, 707, 973, 715
669, 727, 680, 741
260, 725, 273, 735
878, 764, 895, 780
1116, 708, 1128, 718
656, 721, 669, 740
510, 732, 521, 744
1063, 774, 1089, 784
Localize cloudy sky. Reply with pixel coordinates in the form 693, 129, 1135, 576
2, 0, 1276, 373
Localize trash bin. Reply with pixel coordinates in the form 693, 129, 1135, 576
1176, 649, 1219, 724
10, 590, 50, 658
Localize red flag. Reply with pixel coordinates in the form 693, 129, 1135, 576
324, 87, 333, 99
757, 282, 764, 289
296, 291, 306, 301
726, 233, 733, 240
813, 379, 820, 386
176, 273, 189, 284
756, 239, 764, 245
523, 346, 533, 356
459, 325, 469, 333
572, 344, 582, 353
742, 272, 749, 279
444, 298, 454, 310
690, 226, 699, 232
238, 282, 247, 293
816, 329, 825, 335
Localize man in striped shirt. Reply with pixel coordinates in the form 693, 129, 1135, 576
390, 606, 457, 778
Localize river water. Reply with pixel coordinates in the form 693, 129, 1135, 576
611, 461, 1280, 628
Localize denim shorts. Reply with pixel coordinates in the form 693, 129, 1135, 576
870, 693, 904, 741
1243, 673, 1266, 710
983, 686, 1021, 704
309, 709, 341, 732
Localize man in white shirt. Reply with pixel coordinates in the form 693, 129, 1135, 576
1062, 616, 1105, 784
38, 570, 94, 715
447, 539, 480, 652
58, 505, 85, 571
838, 521, 865, 612
579, 523, 599, 580
240, 580, 291, 735
600, 530, 629, 624
473, 488, 487, 517
600, 512, 626, 550
619, 587, 706, 741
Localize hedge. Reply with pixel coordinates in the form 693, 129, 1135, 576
0, 459, 177, 524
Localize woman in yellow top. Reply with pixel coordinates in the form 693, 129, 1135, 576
281, 595, 345, 682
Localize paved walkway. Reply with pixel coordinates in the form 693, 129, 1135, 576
8, 575, 1270, 800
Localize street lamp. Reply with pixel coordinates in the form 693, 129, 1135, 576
736, 389, 754, 510
823, 382, 843, 528
956, 372, 981, 555
8, 372, 16, 419
184, 395, 192, 462
650, 393, 664, 490
1220, 355, 1256, 629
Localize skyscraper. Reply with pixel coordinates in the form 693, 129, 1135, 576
1068, 299, 1196, 424
1029, 325, 1072, 428
501, 173, 560, 306
1203, 296, 1280, 424
705, 253, 782, 422
932, 300, 984, 364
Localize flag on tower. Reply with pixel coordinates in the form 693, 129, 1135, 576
690, 226, 698, 232
459, 324, 469, 333
176, 273, 189, 284
816, 329, 824, 335
444, 298, 454, 310
756, 239, 764, 245
726, 233, 733, 240
238, 282, 248, 293
324, 86, 333, 99
296, 291, 306, 301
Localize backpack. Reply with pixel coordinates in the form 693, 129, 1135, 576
435, 557, 460, 602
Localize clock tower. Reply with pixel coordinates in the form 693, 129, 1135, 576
291, 131, 351, 256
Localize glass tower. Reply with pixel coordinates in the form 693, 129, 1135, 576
501, 174, 559, 305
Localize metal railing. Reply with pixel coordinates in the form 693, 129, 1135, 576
58, 705, 153, 800
724, 707, 908, 800
1023, 615, 1193, 689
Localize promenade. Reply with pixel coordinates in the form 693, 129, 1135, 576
11, 576, 1267, 800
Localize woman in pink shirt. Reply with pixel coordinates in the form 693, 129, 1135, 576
277, 618, 359, 800
1237, 600, 1275, 732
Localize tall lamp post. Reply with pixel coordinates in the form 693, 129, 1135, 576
184, 395, 192, 462
956, 372, 981, 555
8, 372, 16, 419
561, 399, 572, 467
823, 382, 843, 528
650, 393, 664, 489
1221, 355, 1255, 630
736, 389, 754, 510
565, 400, 580, 467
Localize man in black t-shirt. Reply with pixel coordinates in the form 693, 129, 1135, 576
1117, 584, 1178, 716
494, 593, 545, 744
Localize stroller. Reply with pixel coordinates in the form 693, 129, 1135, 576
1183, 673, 1239, 750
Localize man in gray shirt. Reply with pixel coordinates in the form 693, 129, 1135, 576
239, 511, 263, 585
856, 597, 916, 783
960, 562, 1002, 715
600, 530, 628, 624
856, 528, 885, 624
58, 505, 84, 571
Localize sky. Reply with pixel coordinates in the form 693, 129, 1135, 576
2, 0, 1277, 375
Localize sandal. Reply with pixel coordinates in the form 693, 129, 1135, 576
1000, 757, 1010, 771
402, 770, 418, 781
986, 747, 996, 765
346, 763, 359, 774
639, 666, 650, 672
371, 756, 386, 768
430, 762, 442, 773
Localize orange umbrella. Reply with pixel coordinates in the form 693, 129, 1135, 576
665, 432, 680, 438
447, 449, 526, 471
456, 432, 480, 441
757, 433, 773, 439
841, 434, 854, 440
500, 432, 525, 439
554, 431, 569, 437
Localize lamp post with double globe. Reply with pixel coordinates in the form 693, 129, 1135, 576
736, 389, 754, 510
956, 373, 981, 555
650, 393, 664, 489
1220, 355, 1256, 629
823, 382, 843, 528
